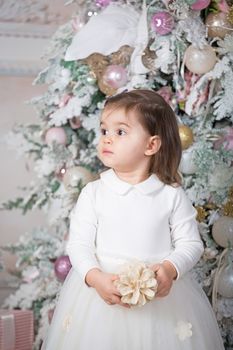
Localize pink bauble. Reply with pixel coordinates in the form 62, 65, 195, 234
191, 0, 210, 10
54, 255, 72, 282
151, 12, 175, 35
45, 127, 67, 146
103, 65, 128, 89
185, 45, 217, 74
95, 0, 111, 7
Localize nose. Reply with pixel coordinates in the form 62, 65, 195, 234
103, 134, 113, 144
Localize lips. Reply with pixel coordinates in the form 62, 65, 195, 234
102, 149, 113, 154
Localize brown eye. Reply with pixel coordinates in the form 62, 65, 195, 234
117, 129, 126, 136
100, 128, 108, 135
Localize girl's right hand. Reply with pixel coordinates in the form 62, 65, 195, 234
85, 268, 130, 308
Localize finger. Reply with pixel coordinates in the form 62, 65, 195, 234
150, 264, 161, 273
156, 289, 169, 297
111, 274, 119, 281
113, 290, 122, 297
119, 301, 131, 308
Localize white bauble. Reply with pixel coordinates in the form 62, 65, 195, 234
179, 147, 197, 175
217, 265, 233, 298
185, 44, 217, 75
212, 216, 233, 248
63, 166, 95, 190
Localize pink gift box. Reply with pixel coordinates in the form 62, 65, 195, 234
0, 309, 34, 350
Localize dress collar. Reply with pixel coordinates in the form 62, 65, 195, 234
100, 169, 164, 195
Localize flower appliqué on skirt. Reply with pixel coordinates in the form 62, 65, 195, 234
62, 314, 72, 331
175, 321, 193, 341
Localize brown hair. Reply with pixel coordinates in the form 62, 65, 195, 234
104, 89, 182, 186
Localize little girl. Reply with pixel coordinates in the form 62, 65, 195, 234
42, 90, 224, 349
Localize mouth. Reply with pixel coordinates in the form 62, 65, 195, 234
102, 149, 113, 155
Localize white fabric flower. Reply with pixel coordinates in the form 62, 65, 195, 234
175, 321, 193, 341
114, 260, 157, 307
65, 4, 139, 61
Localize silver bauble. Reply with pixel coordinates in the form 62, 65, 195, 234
63, 166, 95, 190
179, 147, 197, 175
217, 264, 233, 298
212, 216, 233, 248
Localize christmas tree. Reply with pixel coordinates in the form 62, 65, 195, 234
1, 0, 233, 348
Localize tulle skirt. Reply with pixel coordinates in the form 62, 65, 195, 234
42, 254, 224, 350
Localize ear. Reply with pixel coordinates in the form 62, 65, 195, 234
145, 136, 161, 156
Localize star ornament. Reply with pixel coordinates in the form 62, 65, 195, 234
175, 321, 193, 341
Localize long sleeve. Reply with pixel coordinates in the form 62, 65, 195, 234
66, 183, 100, 281
164, 187, 204, 279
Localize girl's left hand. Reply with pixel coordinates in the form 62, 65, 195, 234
150, 261, 177, 298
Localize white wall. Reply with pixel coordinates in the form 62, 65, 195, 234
0, 76, 47, 303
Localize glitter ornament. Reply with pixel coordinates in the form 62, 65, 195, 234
54, 255, 72, 282
223, 201, 233, 217
151, 12, 175, 35
206, 12, 233, 39
212, 216, 233, 248
45, 127, 67, 146
191, 0, 211, 10
196, 206, 208, 222
228, 5, 233, 25
63, 166, 95, 190
102, 65, 128, 89
217, 264, 233, 298
110, 45, 133, 66
185, 44, 217, 75
178, 125, 194, 150
84, 53, 109, 79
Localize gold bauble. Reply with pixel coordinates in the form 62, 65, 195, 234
205, 12, 233, 39
63, 166, 95, 190
178, 125, 194, 150
98, 76, 117, 96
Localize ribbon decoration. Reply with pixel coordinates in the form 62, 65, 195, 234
0, 310, 15, 350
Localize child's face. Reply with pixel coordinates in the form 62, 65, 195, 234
97, 107, 158, 174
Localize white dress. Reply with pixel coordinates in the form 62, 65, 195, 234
42, 169, 224, 350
